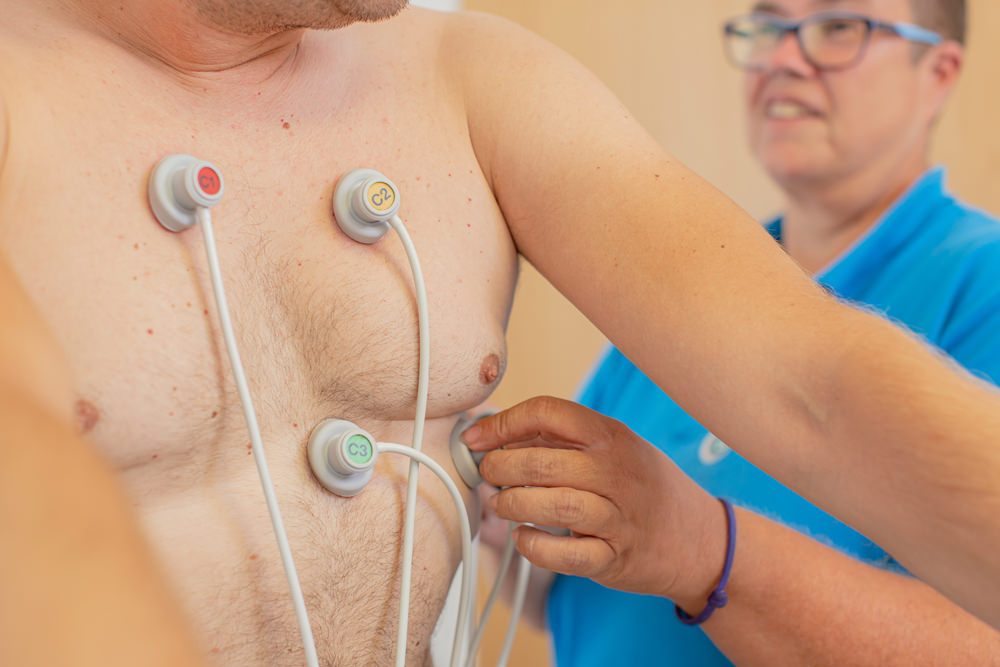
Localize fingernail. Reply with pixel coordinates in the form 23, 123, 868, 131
461, 424, 482, 446
488, 494, 498, 511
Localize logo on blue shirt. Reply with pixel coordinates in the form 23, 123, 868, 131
697, 433, 731, 465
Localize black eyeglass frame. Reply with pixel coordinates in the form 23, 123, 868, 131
722, 10, 943, 72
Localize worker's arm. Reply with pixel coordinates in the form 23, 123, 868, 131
706, 507, 1000, 666
473, 397, 1000, 665
0, 91, 207, 666
452, 12, 1000, 625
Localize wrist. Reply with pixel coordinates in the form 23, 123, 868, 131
675, 498, 737, 625
670, 494, 728, 611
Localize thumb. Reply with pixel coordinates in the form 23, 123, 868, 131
462, 396, 594, 451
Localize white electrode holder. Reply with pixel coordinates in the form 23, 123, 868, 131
308, 419, 379, 497
148, 153, 225, 231
448, 412, 495, 489
332, 168, 401, 243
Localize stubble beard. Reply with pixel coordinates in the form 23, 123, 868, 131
188, 0, 409, 34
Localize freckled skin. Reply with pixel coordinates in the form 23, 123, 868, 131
74, 399, 100, 434
479, 353, 500, 385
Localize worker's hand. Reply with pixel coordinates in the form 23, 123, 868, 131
477, 482, 512, 551
462, 396, 728, 610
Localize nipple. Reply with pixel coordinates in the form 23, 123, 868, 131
74, 399, 100, 434
479, 353, 501, 385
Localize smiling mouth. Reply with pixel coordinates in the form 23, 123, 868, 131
765, 100, 820, 119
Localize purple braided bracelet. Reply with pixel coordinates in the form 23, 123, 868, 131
675, 498, 736, 626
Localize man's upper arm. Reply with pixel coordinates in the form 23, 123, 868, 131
451, 13, 835, 450
447, 15, 1000, 628
0, 88, 74, 421
0, 82, 6, 177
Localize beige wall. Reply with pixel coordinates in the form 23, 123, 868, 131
464, 2, 1000, 665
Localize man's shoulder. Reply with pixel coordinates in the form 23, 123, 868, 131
433, 8, 560, 85
431, 8, 538, 41
369, 7, 535, 56
337, 8, 541, 99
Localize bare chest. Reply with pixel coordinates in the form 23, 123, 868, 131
1, 58, 517, 467
0, 47, 515, 663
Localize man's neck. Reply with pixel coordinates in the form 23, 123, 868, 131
777, 156, 928, 275
54, 0, 308, 86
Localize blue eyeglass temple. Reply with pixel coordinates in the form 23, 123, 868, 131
731, 13, 943, 47
883, 20, 942, 45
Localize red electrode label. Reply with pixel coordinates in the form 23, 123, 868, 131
197, 166, 221, 196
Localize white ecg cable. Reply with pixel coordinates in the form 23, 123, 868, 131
386, 213, 433, 667
195, 207, 320, 667
196, 184, 512, 666
498, 550, 532, 667
466, 522, 531, 667
377, 443, 475, 667
465, 522, 514, 665
384, 211, 522, 667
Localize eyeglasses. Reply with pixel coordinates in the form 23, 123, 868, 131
722, 11, 942, 72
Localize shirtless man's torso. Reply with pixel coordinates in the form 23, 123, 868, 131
7, 0, 1000, 657
0, 3, 518, 663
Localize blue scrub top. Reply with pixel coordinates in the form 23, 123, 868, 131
548, 168, 1000, 666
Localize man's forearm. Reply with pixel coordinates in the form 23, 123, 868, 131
760, 307, 1000, 626
0, 390, 207, 667
701, 508, 1000, 665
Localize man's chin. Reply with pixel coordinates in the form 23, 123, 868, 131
193, 0, 410, 34
335, 0, 409, 24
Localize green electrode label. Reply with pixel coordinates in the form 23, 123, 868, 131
345, 434, 374, 467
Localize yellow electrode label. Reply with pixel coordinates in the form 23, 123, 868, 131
366, 182, 396, 212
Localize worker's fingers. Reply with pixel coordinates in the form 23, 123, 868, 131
490, 486, 618, 538
462, 396, 622, 454
512, 525, 616, 581
479, 446, 603, 491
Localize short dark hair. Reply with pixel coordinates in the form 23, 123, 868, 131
910, 0, 967, 45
